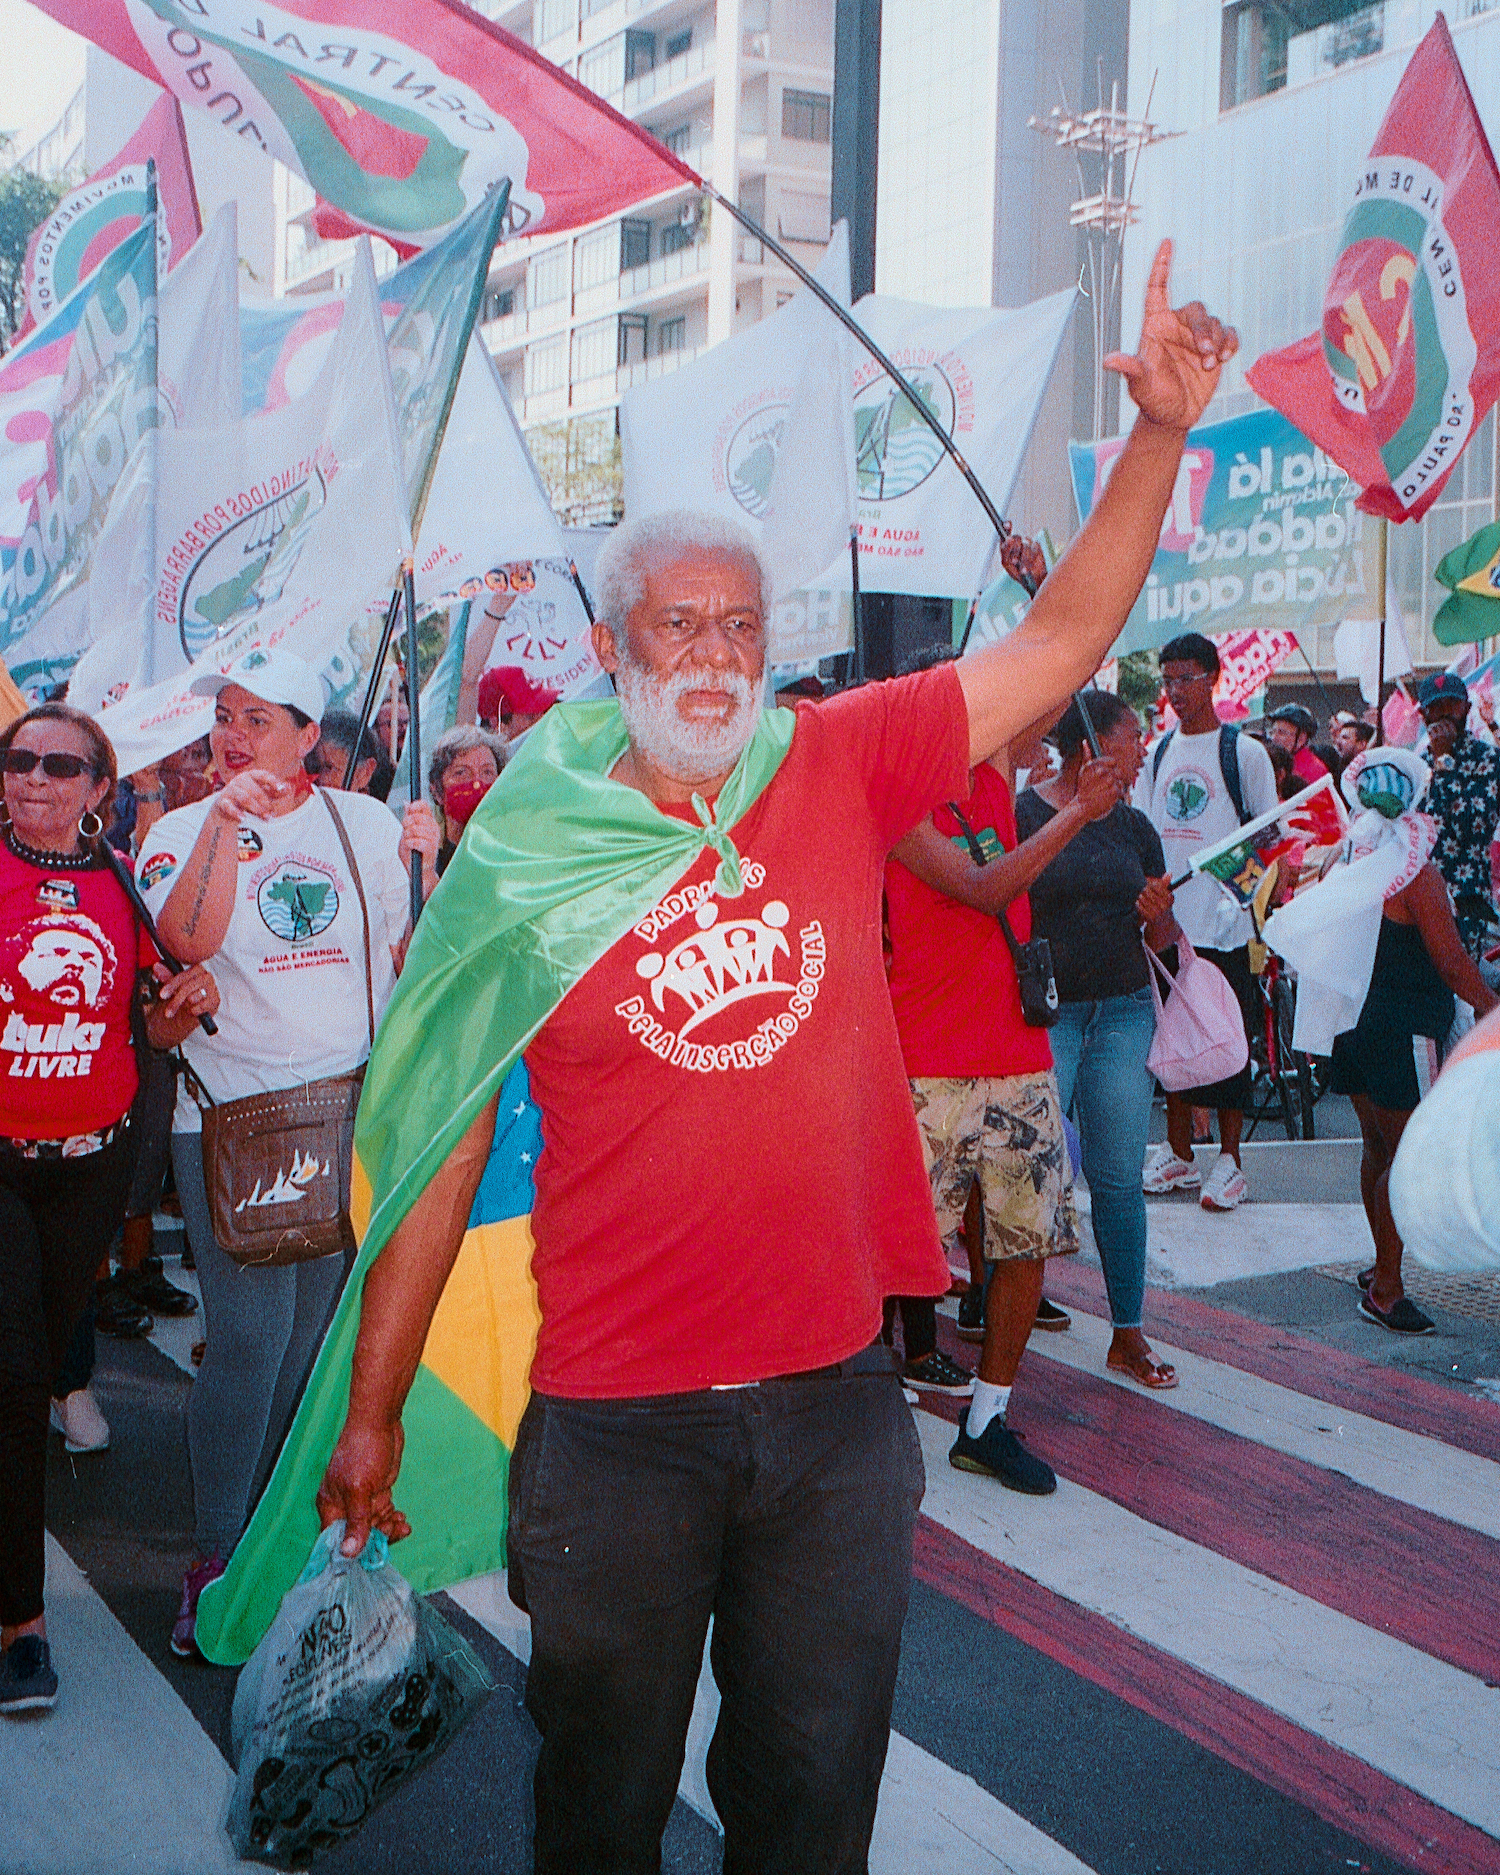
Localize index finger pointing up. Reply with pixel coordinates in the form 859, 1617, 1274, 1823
1144, 238, 1174, 312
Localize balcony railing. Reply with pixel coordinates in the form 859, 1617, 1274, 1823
617, 345, 699, 392
619, 35, 716, 112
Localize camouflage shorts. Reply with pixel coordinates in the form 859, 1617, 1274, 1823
910, 1072, 1079, 1264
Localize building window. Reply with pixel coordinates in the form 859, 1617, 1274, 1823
539, 0, 576, 43
625, 29, 656, 79
526, 334, 567, 396
658, 317, 686, 355
582, 0, 615, 15
620, 218, 652, 270
574, 225, 617, 294
664, 28, 692, 59
571, 317, 617, 383
619, 314, 648, 366
527, 245, 570, 310
778, 190, 831, 243
782, 89, 831, 143
661, 123, 694, 155
1221, 0, 1381, 108
483, 285, 516, 322
579, 35, 625, 94
660, 221, 695, 255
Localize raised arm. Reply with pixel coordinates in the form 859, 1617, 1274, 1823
154, 769, 287, 963
317, 1092, 500, 1556
958, 242, 1237, 765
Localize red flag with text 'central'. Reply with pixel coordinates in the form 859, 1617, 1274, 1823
1245, 14, 1500, 523
31, 0, 697, 252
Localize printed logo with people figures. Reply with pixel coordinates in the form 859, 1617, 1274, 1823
257, 864, 340, 943
613, 865, 826, 1073
1165, 768, 1215, 823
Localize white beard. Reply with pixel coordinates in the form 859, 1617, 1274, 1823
615, 656, 759, 785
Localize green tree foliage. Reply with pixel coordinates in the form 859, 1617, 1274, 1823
0, 166, 67, 350
1116, 648, 1162, 722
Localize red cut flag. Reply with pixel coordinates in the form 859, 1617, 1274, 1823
16, 92, 199, 340
31, 0, 698, 252
1245, 15, 1500, 523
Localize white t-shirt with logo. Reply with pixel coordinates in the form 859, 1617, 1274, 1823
137, 789, 408, 1131
1132, 727, 1279, 949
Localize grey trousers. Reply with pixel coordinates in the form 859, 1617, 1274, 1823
171, 1133, 346, 1561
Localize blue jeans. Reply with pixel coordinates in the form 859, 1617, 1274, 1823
1047, 988, 1156, 1330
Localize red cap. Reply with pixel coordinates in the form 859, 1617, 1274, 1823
477, 665, 560, 724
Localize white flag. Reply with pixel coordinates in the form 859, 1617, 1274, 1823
413, 338, 566, 610
848, 289, 1076, 597
158, 203, 241, 431
82, 240, 409, 774
760, 316, 857, 599
620, 224, 854, 596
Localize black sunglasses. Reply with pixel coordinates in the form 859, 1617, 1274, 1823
2, 748, 97, 780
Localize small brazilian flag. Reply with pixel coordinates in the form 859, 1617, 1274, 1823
195, 700, 794, 1663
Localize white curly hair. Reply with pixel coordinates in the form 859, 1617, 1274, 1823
593, 511, 773, 637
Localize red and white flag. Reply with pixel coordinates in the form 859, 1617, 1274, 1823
16, 92, 199, 341
1246, 16, 1500, 522
33, 0, 696, 252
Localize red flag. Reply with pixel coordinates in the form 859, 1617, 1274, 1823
15, 92, 199, 340
1245, 15, 1500, 523
31, 0, 698, 252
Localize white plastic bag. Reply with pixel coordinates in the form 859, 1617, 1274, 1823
227, 1522, 493, 1868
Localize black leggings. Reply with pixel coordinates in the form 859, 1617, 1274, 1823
880, 1295, 936, 1363
0, 1126, 134, 1626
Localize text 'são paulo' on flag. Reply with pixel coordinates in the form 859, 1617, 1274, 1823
1070, 408, 1385, 656
76, 239, 409, 774
620, 223, 856, 598
0, 209, 158, 678
195, 703, 799, 1663
36, 0, 697, 251
1245, 15, 1500, 523
17, 91, 199, 341
849, 287, 1074, 598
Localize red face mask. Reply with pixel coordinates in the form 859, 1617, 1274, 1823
443, 777, 490, 830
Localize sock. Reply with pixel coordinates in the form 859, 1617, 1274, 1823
967, 1380, 1011, 1437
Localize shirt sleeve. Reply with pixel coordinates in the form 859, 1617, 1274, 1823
357, 803, 410, 940
1129, 808, 1167, 877
809, 663, 972, 851
1238, 734, 1281, 819
134, 807, 197, 922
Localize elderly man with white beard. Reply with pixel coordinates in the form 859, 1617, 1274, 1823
313, 245, 1236, 1874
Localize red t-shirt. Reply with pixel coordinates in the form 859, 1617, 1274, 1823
884, 763, 1053, 1079
0, 844, 151, 1137
1293, 746, 1329, 785
523, 664, 970, 1398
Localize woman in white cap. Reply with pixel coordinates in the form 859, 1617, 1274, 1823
1270, 747, 1497, 1334
134, 650, 438, 1657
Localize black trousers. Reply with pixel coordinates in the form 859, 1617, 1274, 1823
0, 1125, 134, 1626
507, 1345, 924, 1875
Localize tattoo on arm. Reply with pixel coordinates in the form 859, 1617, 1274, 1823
183, 822, 225, 939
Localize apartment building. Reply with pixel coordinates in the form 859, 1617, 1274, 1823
1121, 0, 1500, 667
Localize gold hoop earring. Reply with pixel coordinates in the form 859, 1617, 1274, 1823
78, 809, 104, 841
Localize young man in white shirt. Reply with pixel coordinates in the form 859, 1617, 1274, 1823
1132, 631, 1278, 1210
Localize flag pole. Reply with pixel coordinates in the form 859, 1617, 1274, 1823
567, 559, 596, 625
403, 557, 423, 928
1374, 519, 1389, 746
849, 530, 864, 682
344, 583, 404, 790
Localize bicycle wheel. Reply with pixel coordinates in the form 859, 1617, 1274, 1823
1269, 975, 1300, 1141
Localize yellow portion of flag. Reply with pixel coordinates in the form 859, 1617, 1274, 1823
1457, 545, 1500, 598
420, 1214, 540, 1450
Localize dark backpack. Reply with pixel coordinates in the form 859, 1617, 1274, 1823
1151, 723, 1251, 826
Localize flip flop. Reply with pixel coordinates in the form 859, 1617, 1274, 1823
1106, 1349, 1179, 1391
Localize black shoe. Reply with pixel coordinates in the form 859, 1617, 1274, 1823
118, 1255, 196, 1317
955, 1288, 985, 1343
1034, 1297, 1071, 1332
1359, 1292, 1435, 1335
904, 1350, 974, 1394
94, 1277, 152, 1339
949, 1408, 1057, 1494
0, 1636, 57, 1713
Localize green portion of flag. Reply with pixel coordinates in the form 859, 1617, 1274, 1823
1201, 838, 1272, 909
1433, 518, 1500, 644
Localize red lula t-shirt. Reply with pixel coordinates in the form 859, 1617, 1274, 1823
522, 663, 971, 1398
884, 762, 1054, 1080
0, 844, 150, 1137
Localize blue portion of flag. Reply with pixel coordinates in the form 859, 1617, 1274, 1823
469, 1059, 543, 1230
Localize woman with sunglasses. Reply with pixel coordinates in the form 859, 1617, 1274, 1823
0, 704, 219, 1715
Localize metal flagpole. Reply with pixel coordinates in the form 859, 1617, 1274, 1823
344, 584, 404, 790
403, 557, 423, 928
1373, 519, 1389, 746
93, 837, 217, 1034
849, 531, 864, 682
568, 559, 596, 626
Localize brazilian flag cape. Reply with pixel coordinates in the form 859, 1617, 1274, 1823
195, 699, 796, 1664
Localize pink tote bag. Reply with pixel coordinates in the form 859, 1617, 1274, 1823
1144, 937, 1250, 1092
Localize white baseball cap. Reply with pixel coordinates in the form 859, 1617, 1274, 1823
191, 647, 326, 725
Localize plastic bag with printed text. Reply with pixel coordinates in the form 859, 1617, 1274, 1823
226, 1523, 494, 1868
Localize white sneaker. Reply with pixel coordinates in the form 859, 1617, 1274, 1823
49, 1388, 110, 1453
1142, 1145, 1200, 1193
1199, 1153, 1248, 1212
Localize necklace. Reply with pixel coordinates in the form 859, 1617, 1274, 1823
5, 826, 98, 871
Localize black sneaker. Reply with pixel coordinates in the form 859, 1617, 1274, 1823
955, 1288, 985, 1343
1034, 1297, 1071, 1332
118, 1255, 197, 1318
904, 1350, 974, 1394
93, 1277, 152, 1339
0, 1636, 58, 1713
949, 1407, 1057, 1494
1358, 1292, 1435, 1335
